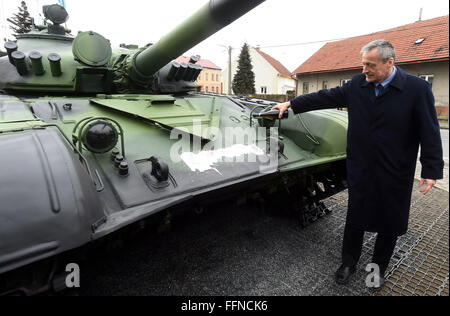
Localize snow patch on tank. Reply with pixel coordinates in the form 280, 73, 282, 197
181, 144, 265, 173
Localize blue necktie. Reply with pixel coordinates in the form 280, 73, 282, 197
375, 83, 384, 97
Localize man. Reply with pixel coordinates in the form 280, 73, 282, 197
273, 40, 444, 288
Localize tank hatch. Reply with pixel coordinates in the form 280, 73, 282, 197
72, 31, 112, 67
0, 99, 36, 123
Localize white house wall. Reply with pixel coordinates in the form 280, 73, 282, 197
278, 76, 296, 94
222, 48, 296, 95
252, 50, 279, 94
296, 70, 360, 95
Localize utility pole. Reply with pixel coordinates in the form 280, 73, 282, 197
219, 44, 234, 95
227, 45, 232, 95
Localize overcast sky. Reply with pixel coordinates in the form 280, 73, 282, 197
1, 0, 448, 72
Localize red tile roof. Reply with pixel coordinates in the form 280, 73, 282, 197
255, 48, 293, 78
294, 15, 449, 75
175, 56, 221, 70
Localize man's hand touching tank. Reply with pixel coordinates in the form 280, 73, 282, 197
418, 178, 436, 195
272, 102, 291, 119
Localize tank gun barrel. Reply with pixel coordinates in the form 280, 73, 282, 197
128, 0, 265, 85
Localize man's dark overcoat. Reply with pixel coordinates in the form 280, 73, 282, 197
290, 67, 444, 236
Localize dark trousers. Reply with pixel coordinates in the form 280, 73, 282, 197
342, 224, 398, 276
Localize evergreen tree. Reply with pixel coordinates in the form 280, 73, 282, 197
7, 1, 32, 35
232, 43, 255, 95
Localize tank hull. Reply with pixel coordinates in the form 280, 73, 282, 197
0, 92, 348, 280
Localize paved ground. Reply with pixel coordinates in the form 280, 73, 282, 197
441, 129, 449, 160
73, 133, 449, 296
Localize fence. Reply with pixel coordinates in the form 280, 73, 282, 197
250, 92, 296, 103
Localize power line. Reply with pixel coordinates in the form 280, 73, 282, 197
258, 21, 448, 49
259, 37, 348, 49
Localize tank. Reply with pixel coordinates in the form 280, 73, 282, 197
0, 0, 348, 295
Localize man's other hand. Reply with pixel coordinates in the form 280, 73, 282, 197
272, 102, 291, 119
418, 178, 436, 195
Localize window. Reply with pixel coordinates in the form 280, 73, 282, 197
337, 80, 351, 111
419, 74, 434, 88
206, 86, 208, 92
322, 81, 328, 90
261, 86, 267, 94
216, 74, 219, 82
415, 38, 425, 45
205, 73, 208, 81
303, 82, 309, 94
216, 87, 219, 93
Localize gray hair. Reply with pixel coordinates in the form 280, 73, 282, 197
361, 40, 396, 62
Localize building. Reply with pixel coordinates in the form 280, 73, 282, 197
176, 56, 222, 94
293, 16, 449, 114
222, 47, 296, 95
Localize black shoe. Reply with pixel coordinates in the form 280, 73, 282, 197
335, 264, 356, 285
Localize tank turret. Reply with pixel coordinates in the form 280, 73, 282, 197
0, 0, 264, 94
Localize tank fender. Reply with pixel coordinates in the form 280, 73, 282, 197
0, 128, 104, 273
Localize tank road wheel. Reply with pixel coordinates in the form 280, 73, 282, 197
295, 175, 333, 229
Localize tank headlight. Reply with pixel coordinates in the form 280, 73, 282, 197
81, 121, 118, 154
72, 117, 125, 158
